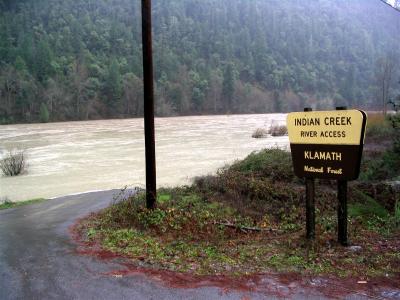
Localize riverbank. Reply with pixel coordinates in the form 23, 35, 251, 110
75, 147, 399, 281
72, 112, 400, 291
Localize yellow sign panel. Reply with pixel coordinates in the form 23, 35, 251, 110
287, 110, 365, 145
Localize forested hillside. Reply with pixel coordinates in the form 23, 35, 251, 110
0, 0, 399, 124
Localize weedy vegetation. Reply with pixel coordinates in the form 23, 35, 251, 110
77, 143, 399, 278
360, 112, 400, 181
252, 124, 287, 138
0, 197, 46, 210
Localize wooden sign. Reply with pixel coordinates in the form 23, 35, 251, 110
287, 110, 367, 180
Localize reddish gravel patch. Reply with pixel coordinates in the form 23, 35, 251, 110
70, 219, 400, 299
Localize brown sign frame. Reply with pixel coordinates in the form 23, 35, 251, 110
287, 110, 367, 181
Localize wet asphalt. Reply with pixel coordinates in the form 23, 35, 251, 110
0, 190, 396, 300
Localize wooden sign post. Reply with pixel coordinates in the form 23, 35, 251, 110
141, 0, 157, 209
287, 108, 367, 245
303, 108, 315, 240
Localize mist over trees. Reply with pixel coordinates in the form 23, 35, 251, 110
0, 0, 399, 124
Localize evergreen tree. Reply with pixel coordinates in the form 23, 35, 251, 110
39, 102, 49, 123
34, 39, 53, 83
14, 56, 27, 72
104, 59, 122, 114
222, 63, 235, 112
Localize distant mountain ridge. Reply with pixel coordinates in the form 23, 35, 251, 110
0, 0, 399, 124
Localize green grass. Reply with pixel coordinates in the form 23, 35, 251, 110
349, 192, 389, 220
0, 198, 47, 210
348, 191, 394, 234
157, 193, 171, 203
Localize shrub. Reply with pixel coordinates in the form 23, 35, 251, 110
0, 198, 14, 210
360, 150, 400, 181
0, 150, 26, 176
0, 197, 12, 205
252, 124, 288, 138
360, 112, 400, 181
229, 148, 294, 182
268, 124, 287, 136
389, 113, 400, 154
394, 200, 400, 227
365, 113, 394, 141
252, 128, 268, 138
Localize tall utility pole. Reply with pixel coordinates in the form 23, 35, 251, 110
141, 0, 157, 209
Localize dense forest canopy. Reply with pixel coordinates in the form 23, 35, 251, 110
0, 0, 399, 124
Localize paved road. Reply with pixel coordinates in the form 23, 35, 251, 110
0, 190, 397, 299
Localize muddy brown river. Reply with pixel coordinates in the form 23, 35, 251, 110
0, 114, 288, 202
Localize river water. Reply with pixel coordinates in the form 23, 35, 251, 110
0, 114, 289, 202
